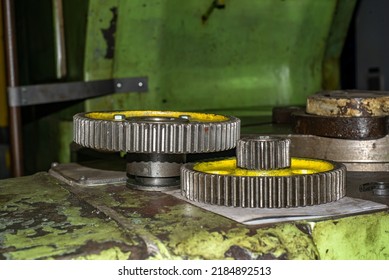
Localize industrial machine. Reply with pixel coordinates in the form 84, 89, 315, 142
1, 0, 388, 260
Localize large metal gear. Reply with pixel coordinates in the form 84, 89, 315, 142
73, 111, 240, 153
181, 136, 346, 208
73, 110, 240, 190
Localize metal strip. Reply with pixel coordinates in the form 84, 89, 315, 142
7, 77, 148, 107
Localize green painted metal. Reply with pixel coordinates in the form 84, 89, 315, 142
1, 172, 388, 260
84, 0, 355, 116
313, 212, 389, 260
322, 0, 357, 89
23, 104, 83, 175
13, 0, 356, 174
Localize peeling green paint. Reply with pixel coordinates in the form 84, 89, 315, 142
1, 172, 388, 260
164, 224, 318, 260
74, 247, 131, 260
0, 173, 137, 260
313, 212, 389, 260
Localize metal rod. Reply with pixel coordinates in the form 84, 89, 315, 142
52, 0, 67, 79
3, 0, 23, 176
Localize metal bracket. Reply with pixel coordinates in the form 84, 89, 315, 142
7, 77, 148, 107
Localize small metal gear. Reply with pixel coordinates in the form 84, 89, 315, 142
237, 136, 290, 170
181, 136, 346, 208
73, 110, 240, 190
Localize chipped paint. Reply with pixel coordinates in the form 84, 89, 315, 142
1, 172, 388, 260
0, 173, 138, 260
313, 212, 389, 260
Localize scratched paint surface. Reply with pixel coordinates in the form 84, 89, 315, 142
0, 172, 388, 259
0, 173, 141, 259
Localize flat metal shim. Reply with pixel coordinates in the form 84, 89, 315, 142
7, 77, 148, 106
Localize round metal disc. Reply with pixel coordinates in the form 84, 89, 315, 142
292, 111, 388, 140
306, 90, 389, 117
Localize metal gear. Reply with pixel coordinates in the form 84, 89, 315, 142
73, 111, 240, 153
73, 110, 240, 190
181, 136, 346, 208
237, 136, 290, 170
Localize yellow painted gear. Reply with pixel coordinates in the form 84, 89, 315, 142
73, 110, 240, 153
194, 157, 335, 176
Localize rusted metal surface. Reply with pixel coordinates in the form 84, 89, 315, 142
306, 90, 389, 117
292, 112, 388, 140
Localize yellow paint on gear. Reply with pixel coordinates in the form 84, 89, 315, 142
86, 110, 228, 122
194, 157, 335, 176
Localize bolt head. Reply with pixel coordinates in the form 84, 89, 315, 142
113, 114, 126, 121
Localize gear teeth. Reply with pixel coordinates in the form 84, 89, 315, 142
237, 136, 290, 170
181, 161, 346, 208
73, 113, 240, 153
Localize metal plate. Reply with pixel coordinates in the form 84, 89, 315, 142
8, 77, 148, 107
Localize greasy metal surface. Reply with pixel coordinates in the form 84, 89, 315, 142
292, 112, 388, 140
306, 91, 389, 117
182, 158, 346, 208
74, 111, 240, 153
1, 171, 388, 260
237, 136, 290, 170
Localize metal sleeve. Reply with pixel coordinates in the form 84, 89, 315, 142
237, 136, 290, 170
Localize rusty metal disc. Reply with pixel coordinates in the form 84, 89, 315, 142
306, 90, 389, 117
292, 112, 388, 140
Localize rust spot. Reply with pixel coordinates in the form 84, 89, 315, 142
296, 223, 312, 235
225, 245, 253, 260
